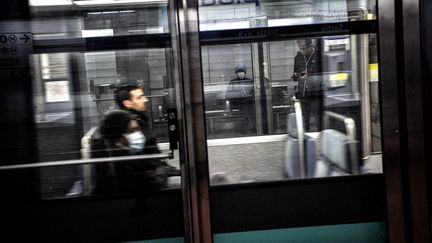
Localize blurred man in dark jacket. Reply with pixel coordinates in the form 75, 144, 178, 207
291, 39, 323, 132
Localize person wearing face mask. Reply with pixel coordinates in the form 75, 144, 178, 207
114, 83, 180, 176
224, 64, 256, 135
99, 110, 167, 193
291, 38, 323, 132
100, 110, 145, 156
114, 83, 157, 154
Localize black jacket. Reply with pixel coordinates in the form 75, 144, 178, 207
293, 50, 323, 98
225, 77, 255, 112
101, 109, 166, 194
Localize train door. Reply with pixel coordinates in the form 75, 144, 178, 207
0, 0, 426, 242
197, 0, 400, 241
0, 1, 194, 242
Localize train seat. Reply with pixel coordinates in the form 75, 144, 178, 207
283, 113, 318, 179
284, 130, 301, 178
74, 126, 182, 195
315, 128, 360, 177
66, 126, 102, 197
305, 132, 319, 178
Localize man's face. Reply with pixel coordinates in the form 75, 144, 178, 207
237, 72, 246, 79
296, 40, 310, 52
128, 88, 148, 112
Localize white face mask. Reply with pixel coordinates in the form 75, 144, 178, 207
125, 131, 146, 154
237, 72, 245, 79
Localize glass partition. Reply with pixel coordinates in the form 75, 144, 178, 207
18, 1, 181, 200
30, 47, 180, 198
202, 34, 382, 185
30, 0, 169, 40
199, 0, 376, 31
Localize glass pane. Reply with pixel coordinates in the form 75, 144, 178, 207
199, 0, 376, 31
0, 1, 181, 200
1, 1, 184, 240
30, 0, 169, 40
203, 34, 383, 185
30, 47, 181, 199
202, 44, 256, 138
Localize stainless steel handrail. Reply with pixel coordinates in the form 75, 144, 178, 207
293, 99, 306, 178
323, 111, 359, 174
0, 154, 170, 171
93, 94, 166, 102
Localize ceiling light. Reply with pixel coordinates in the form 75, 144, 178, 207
73, 0, 167, 6
29, 0, 73, 6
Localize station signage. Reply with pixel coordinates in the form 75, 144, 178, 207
0, 32, 32, 68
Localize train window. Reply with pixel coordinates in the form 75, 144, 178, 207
30, 48, 179, 199
30, 1, 169, 40
23, 2, 181, 200
203, 34, 382, 185
199, 0, 376, 31
202, 44, 255, 138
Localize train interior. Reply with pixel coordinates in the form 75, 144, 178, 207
20, 0, 383, 200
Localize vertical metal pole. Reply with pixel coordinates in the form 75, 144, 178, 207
294, 101, 306, 178
360, 34, 371, 157
173, 0, 213, 242
263, 43, 274, 134
252, 43, 263, 135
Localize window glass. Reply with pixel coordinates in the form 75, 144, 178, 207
31, 48, 178, 199
199, 0, 376, 31
202, 44, 255, 138
30, 1, 169, 40
21, 1, 180, 199
203, 34, 382, 185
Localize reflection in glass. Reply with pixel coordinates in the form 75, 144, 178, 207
202, 34, 382, 185
199, 0, 376, 31
30, 1, 169, 40
30, 48, 179, 199
202, 44, 256, 138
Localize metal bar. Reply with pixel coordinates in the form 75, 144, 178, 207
157, 134, 288, 150
33, 34, 172, 54
360, 33, 372, 157
324, 111, 357, 140
93, 94, 165, 102
81, 126, 99, 195
252, 43, 263, 135
0, 154, 170, 171
293, 100, 306, 178
323, 111, 358, 174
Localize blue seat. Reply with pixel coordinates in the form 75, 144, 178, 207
318, 128, 360, 176
283, 112, 318, 179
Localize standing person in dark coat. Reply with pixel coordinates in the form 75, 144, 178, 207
225, 64, 256, 134
291, 39, 323, 132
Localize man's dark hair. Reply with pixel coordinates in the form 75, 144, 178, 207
114, 83, 143, 109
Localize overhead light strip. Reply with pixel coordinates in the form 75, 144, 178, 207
73, 0, 167, 6
29, 0, 73, 6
